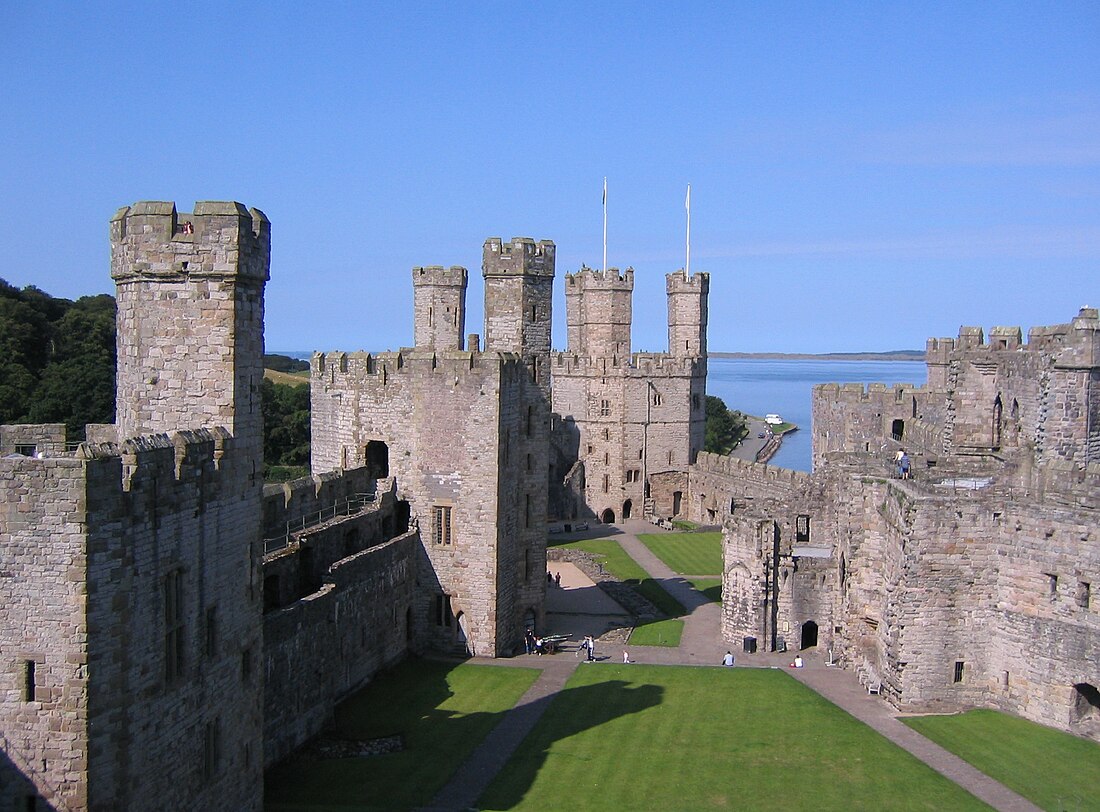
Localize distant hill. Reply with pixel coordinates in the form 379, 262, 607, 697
264, 353, 310, 373
710, 350, 924, 361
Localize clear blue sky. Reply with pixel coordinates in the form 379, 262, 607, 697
2, 3, 1097, 353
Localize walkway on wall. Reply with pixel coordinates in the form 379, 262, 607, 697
424, 519, 1040, 812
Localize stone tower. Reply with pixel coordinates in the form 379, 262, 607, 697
111, 200, 270, 460
564, 267, 634, 356
412, 265, 468, 350
667, 270, 710, 364
482, 237, 555, 393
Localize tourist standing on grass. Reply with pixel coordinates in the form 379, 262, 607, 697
723, 651, 735, 667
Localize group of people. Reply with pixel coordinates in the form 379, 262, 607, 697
894, 448, 911, 479
579, 635, 596, 661
546, 570, 562, 587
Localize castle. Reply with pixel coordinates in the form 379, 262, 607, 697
659, 312, 1100, 741
1, 199, 1095, 810
0, 203, 709, 810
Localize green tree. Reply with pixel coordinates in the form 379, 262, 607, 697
261, 377, 311, 479
704, 395, 747, 455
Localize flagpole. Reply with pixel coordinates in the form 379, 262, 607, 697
685, 183, 691, 275
603, 177, 608, 273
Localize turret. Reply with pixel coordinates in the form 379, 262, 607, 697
666, 270, 709, 361
110, 201, 270, 459
564, 266, 633, 357
412, 265, 468, 350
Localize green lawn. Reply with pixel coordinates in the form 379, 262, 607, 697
265, 659, 539, 811
637, 532, 723, 575
901, 709, 1100, 811
628, 618, 684, 647
551, 537, 686, 617
478, 665, 988, 811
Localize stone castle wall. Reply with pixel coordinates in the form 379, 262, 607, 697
0, 432, 264, 811
310, 349, 546, 656
0, 424, 68, 456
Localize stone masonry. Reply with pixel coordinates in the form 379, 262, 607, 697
672, 309, 1099, 741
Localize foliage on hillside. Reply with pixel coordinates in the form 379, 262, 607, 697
261, 378, 310, 479
704, 394, 747, 455
264, 353, 310, 374
0, 278, 116, 438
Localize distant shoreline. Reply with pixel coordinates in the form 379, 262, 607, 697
710, 351, 925, 362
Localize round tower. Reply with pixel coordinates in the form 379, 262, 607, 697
412, 265, 468, 350
110, 201, 270, 458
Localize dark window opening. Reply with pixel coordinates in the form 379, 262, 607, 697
953, 661, 964, 683
23, 660, 35, 702
434, 594, 452, 627
164, 570, 185, 682
891, 419, 905, 441
204, 606, 217, 658
1073, 683, 1100, 722
800, 620, 819, 650
601, 508, 616, 524
433, 505, 453, 545
203, 718, 221, 781
14, 444, 36, 457
672, 491, 683, 516
992, 395, 1003, 450
796, 515, 810, 543
365, 440, 389, 478
263, 574, 280, 613
623, 499, 632, 519
1077, 582, 1091, 609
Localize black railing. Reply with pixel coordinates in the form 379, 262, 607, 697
263, 493, 376, 555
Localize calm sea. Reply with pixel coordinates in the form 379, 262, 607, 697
707, 358, 927, 472
272, 351, 927, 473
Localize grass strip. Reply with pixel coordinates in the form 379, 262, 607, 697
902, 709, 1100, 811
628, 618, 684, 647
265, 659, 539, 811
637, 532, 723, 576
479, 665, 988, 811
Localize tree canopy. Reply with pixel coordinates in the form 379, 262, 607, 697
704, 395, 748, 455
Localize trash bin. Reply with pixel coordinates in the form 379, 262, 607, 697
743, 636, 757, 654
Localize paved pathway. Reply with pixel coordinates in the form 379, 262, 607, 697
423, 520, 1040, 811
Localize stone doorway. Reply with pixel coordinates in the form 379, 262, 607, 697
1072, 683, 1100, 724
891, 419, 905, 441
601, 508, 616, 524
800, 620, 819, 649
622, 499, 632, 519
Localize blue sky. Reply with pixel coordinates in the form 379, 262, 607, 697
1, 3, 1097, 353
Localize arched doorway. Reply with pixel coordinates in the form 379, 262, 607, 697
365, 440, 389, 478
601, 508, 616, 524
800, 620, 819, 649
456, 612, 471, 656
622, 499, 632, 519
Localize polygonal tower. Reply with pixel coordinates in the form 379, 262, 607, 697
412, 265, 468, 350
111, 200, 270, 459
482, 237, 555, 393
564, 267, 634, 357
667, 270, 710, 363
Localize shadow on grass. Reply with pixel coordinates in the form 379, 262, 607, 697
264, 658, 662, 812
477, 677, 664, 810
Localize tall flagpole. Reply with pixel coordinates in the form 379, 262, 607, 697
685, 183, 691, 275
602, 177, 608, 273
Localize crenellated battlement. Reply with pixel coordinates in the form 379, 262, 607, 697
482, 236, 556, 278
313, 347, 527, 387
925, 308, 1099, 359
412, 265, 468, 286
551, 351, 702, 377
564, 266, 634, 289
110, 200, 270, 283
666, 269, 710, 292
79, 427, 233, 490
813, 381, 929, 405
694, 451, 812, 487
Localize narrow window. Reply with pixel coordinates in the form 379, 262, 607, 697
604, 452, 609, 466
600, 400, 610, 417
524, 549, 530, 582
203, 718, 221, 780
428, 306, 434, 327
652, 391, 662, 406
526, 453, 533, 473
668, 451, 673, 465
524, 494, 531, 529
434, 594, 452, 627
953, 661, 964, 683
164, 570, 185, 682
603, 474, 609, 493
23, 660, 36, 702
1047, 573, 1058, 601
15, 444, 36, 457
526, 405, 534, 437
433, 505, 453, 545
204, 606, 217, 659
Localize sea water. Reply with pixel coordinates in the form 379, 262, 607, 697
707, 358, 927, 472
